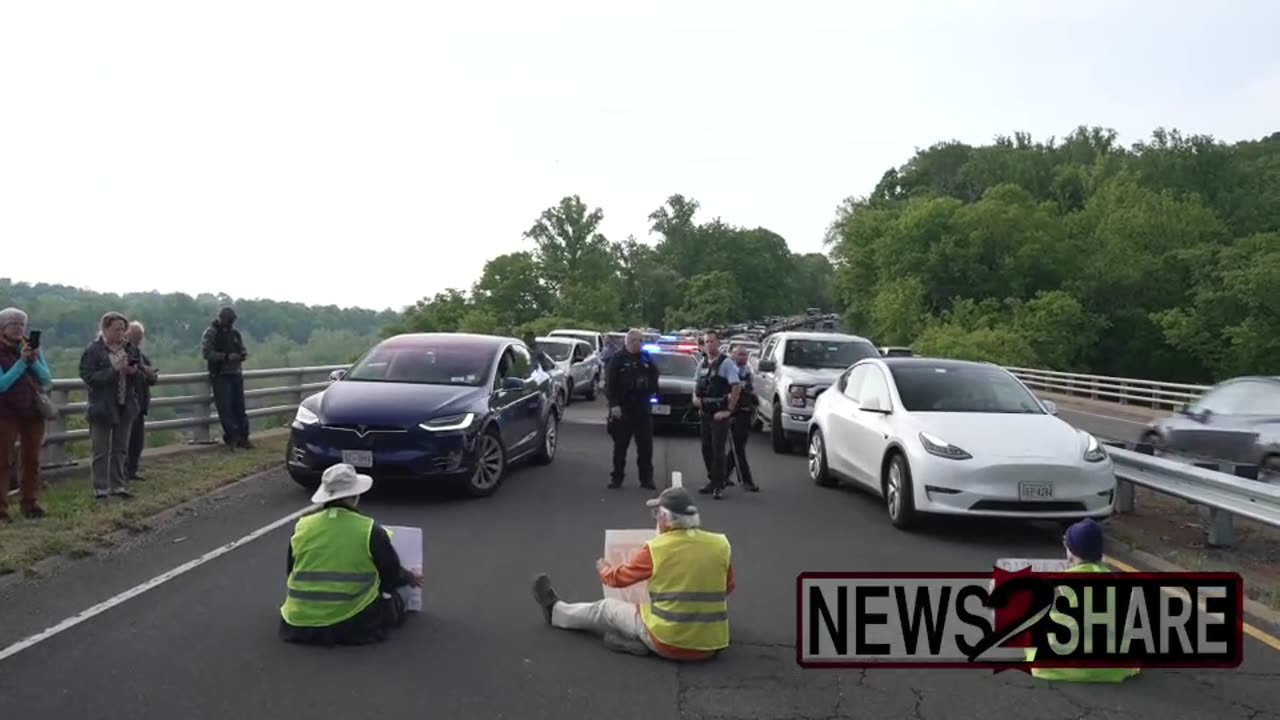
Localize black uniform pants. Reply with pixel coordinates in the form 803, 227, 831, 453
125, 411, 146, 478
700, 411, 730, 491
610, 407, 654, 485
724, 412, 755, 487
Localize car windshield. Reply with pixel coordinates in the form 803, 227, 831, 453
890, 365, 1045, 414
539, 342, 574, 362
783, 339, 879, 369
345, 343, 492, 386
652, 352, 699, 377
550, 331, 595, 347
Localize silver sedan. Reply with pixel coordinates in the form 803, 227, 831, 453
807, 357, 1116, 530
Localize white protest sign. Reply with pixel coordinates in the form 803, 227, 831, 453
385, 525, 423, 612
603, 529, 656, 604
995, 557, 1071, 573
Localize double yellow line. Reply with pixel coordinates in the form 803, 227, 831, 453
1105, 555, 1280, 652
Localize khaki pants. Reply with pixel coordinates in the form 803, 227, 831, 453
0, 416, 45, 512
90, 409, 137, 497
552, 599, 655, 655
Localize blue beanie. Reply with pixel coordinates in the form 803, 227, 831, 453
1064, 519, 1104, 562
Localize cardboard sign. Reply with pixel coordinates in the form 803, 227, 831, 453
603, 529, 656, 604
995, 557, 1071, 573
385, 525, 423, 612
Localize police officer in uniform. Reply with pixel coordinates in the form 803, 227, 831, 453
723, 344, 759, 492
694, 331, 741, 499
605, 329, 659, 489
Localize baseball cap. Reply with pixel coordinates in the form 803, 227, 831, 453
645, 487, 698, 516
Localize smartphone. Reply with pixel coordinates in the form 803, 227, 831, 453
27, 330, 41, 349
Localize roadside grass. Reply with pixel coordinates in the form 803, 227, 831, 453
1106, 486, 1280, 610
0, 435, 287, 576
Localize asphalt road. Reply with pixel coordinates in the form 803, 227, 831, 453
1, 399, 1276, 720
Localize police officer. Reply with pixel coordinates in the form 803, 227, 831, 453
605, 329, 659, 490
723, 344, 759, 492
694, 331, 741, 499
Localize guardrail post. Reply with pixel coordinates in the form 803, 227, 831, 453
40, 388, 70, 468
292, 369, 306, 407
1190, 461, 1235, 547
188, 375, 216, 445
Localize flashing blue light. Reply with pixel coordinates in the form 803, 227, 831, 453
642, 343, 662, 352
659, 335, 678, 342
650, 394, 659, 403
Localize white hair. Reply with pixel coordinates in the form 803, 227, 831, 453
659, 507, 702, 529
0, 307, 28, 330
128, 321, 145, 334
626, 328, 644, 341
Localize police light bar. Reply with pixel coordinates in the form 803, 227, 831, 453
676, 344, 698, 351
642, 344, 661, 352
659, 335, 678, 342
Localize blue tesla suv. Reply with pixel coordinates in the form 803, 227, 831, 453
287, 333, 560, 497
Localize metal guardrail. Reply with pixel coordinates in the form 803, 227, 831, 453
1007, 366, 1210, 411
31, 365, 347, 467
1106, 442, 1278, 547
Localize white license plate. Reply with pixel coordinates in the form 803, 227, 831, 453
652, 404, 671, 415
341, 450, 373, 468
1019, 482, 1054, 501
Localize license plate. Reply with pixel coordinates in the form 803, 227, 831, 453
342, 450, 373, 468
652, 404, 671, 415
1019, 482, 1053, 501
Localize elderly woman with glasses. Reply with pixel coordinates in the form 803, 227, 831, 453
0, 307, 54, 521
78, 311, 145, 501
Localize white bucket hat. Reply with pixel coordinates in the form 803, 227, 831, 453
311, 463, 373, 505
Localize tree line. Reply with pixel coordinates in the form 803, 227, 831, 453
384, 195, 836, 339
828, 126, 1280, 384
0, 279, 400, 377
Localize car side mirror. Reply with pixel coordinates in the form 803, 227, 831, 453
329, 369, 346, 382
1042, 400, 1058, 415
501, 376, 525, 391
757, 359, 776, 373
860, 396, 891, 414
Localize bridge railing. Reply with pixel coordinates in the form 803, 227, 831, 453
1005, 367, 1210, 411
32, 364, 347, 468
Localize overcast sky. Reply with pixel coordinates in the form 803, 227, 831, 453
2, 1, 1276, 312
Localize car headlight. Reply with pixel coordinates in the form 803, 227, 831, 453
919, 432, 972, 460
788, 384, 811, 407
419, 413, 476, 432
293, 405, 319, 426
1083, 433, 1107, 463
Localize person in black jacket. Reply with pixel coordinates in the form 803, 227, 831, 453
79, 312, 145, 500
201, 307, 251, 449
124, 321, 159, 480
604, 329, 659, 490
723, 344, 759, 491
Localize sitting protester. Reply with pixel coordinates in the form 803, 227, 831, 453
279, 464, 424, 646
1024, 518, 1141, 682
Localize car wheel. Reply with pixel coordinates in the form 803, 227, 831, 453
808, 428, 836, 487
771, 402, 789, 454
1140, 431, 1164, 452
585, 374, 598, 400
531, 410, 559, 465
463, 428, 507, 497
884, 452, 918, 530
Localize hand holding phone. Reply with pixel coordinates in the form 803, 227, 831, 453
27, 330, 41, 350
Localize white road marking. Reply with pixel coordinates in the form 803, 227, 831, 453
671, 471, 683, 488
0, 504, 316, 664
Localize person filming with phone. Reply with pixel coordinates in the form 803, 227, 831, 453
0, 307, 54, 521
79, 312, 145, 501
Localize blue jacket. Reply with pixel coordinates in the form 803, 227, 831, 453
0, 344, 53, 393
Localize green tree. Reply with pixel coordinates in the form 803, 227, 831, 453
666, 271, 741, 329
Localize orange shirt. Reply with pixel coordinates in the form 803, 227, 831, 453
599, 543, 735, 661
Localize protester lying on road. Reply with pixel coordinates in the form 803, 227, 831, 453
531, 487, 733, 660
279, 464, 424, 646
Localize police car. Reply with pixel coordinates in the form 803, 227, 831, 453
645, 343, 703, 430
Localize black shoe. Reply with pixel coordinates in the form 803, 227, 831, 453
713, 489, 724, 500
22, 505, 46, 520
237, 440, 254, 450
531, 574, 559, 625
112, 489, 135, 499
639, 480, 656, 490
607, 479, 623, 489
128, 474, 145, 482
744, 483, 760, 492
698, 485, 714, 495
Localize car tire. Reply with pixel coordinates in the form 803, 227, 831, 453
884, 452, 918, 530
1140, 431, 1163, 452
585, 373, 598, 401
462, 428, 507, 498
808, 428, 836, 487
531, 410, 559, 465
771, 402, 790, 454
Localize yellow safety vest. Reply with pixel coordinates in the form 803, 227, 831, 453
280, 507, 382, 628
1024, 562, 1142, 682
639, 528, 732, 651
